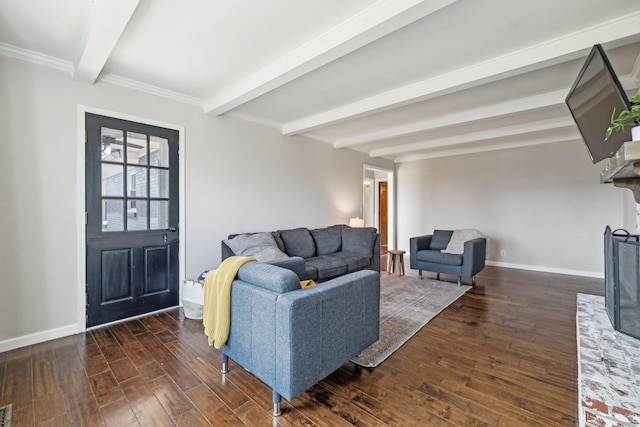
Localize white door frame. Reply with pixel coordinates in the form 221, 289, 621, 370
76, 105, 186, 332
363, 164, 395, 250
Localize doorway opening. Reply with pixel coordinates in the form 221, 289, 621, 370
363, 165, 395, 267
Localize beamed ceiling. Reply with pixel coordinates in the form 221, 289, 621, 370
2, 0, 640, 162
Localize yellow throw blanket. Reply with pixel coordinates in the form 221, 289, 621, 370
202, 256, 256, 348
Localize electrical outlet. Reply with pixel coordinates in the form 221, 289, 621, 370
500, 249, 507, 257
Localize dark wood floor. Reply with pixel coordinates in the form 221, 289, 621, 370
0, 265, 603, 426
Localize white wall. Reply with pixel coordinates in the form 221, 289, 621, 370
0, 56, 393, 349
397, 141, 633, 277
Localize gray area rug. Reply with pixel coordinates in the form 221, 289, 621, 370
352, 274, 470, 367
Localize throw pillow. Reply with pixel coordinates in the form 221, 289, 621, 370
224, 233, 290, 262
430, 230, 453, 251
442, 229, 486, 254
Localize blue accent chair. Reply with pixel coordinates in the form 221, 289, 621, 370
218, 261, 380, 416
409, 230, 486, 286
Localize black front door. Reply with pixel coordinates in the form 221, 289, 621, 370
85, 113, 179, 327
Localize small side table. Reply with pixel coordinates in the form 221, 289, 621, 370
387, 249, 406, 276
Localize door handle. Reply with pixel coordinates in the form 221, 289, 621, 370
166, 227, 177, 232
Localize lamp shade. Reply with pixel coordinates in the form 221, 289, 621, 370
349, 217, 365, 227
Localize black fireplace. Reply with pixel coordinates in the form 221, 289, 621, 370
604, 226, 640, 339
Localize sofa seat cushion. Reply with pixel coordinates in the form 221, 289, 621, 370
278, 228, 316, 258
305, 256, 348, 281
430, 230, 453, 251
310, 225, 342, 255
417, 250, 462, 266
327, 252, 370, 272
304, 265, 318, 282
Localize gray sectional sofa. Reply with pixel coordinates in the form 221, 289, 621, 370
220, 261, 380, 415
221, 224, 380, 282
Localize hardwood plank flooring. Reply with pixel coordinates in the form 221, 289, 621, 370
0, 266, 603, 426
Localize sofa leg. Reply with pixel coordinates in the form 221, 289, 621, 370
436, 272, 439, 280
273, 391, 282, 416
419, 270, 423, 280
472, 276, 476, 286
457, 277, 462, 287
221, 354, 229, 374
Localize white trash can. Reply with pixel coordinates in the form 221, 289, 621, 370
182, 280, 204, 319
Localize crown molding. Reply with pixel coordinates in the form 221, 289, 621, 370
98, 73, 207, 108
0, 42, 74, 74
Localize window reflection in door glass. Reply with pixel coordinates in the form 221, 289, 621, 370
102, 200, 124, 232
102, 164, 124, 197
150, 200, 169, 230
127, 166, 147, 198
150, 168, 169, 198
101, 128, 124, 163
127, 132, 148, 165
127, 201, 148, 231
150, 136, 169, 167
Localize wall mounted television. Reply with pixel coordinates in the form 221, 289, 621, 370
565, 44, 632, 164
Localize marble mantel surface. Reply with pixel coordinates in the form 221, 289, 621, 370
577, 293, 640, 426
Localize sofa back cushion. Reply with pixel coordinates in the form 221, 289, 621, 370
236, 262, 301, 293
310, 225, 342, 255
341, 226, 377, 257
430, 230, 453, 250
278, 228, 316, 258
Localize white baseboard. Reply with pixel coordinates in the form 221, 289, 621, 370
0, 323, 80, 353
485, 260, 604, 279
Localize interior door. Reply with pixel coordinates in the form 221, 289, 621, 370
379, 181, 388, 247
85, 113, 179, 327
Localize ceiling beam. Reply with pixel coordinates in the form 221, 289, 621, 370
336, 89, 568, 148
283, 11, 640, 136
369, 118, 577, 157
394, 135, 580, 163
74, 0, 139, 85
203, 0, 459, 116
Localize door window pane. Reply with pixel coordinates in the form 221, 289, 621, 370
101, 128, 123, 163
150, 200, 169, 230
127, 166, 147, 198
150, 136, 169, 167
102, 200, 124, 232
127, 132, 148, 165
127, 201, 148, 231
102, 164, 124, 197
150, 168, 169, 198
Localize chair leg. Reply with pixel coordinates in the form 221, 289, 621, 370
273, 391, 282, 416
221, 354, 229, 374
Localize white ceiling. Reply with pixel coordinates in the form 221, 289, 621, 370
2, 0, 640, 162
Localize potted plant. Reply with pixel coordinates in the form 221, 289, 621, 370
605, 94, 640, 141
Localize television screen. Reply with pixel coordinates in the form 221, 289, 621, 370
565, 44, 632, 164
